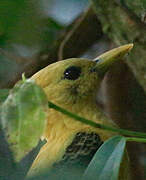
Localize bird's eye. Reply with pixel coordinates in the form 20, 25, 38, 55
64, 66, 81, 80
95, 59, 100, 63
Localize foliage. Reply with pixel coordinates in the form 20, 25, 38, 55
0, 79, 47, 179
82, 136, 126, 180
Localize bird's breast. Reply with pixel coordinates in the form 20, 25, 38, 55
52, 132, 103, 170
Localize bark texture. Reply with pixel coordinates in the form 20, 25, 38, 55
91, 0, 146, 92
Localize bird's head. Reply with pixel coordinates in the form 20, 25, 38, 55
31, 44, 133, 106
29, 44, 133, 177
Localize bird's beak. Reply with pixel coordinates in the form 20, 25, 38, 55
93, 44, 133, 77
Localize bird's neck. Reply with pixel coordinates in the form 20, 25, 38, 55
44, 99, 112, 141
52, 98, 99, 119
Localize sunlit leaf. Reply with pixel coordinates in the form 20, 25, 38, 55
82, 136, 126, 180
1, 79, 48, 161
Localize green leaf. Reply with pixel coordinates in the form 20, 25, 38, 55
82, 136, 126, 180
0, 0, 43, 47
0, 0, 63, 49
1, 79, 48, 161
0, 89, 9, 104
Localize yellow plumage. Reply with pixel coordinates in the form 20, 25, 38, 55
29, 44, 133, 179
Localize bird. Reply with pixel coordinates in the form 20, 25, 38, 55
28, 44, 133, 179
